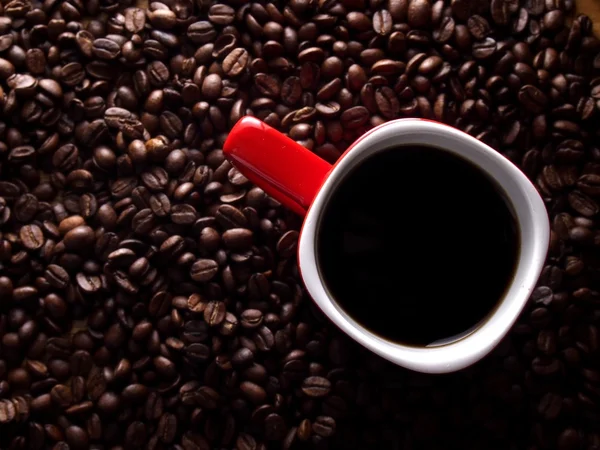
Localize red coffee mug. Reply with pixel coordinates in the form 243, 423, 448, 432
223, 116, 549, 373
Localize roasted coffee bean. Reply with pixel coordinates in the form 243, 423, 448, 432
50, 384, 73, 409
196, 386, 220, 409
92, 38, 121, 60
312, 416, 336, 438
188, 21, 217, 44
150, 193, 171, 217
216, 205, 248, 229
467, 15, 491, 39
265, 413, 287, 440
302, 377, 331, 398
222, 228, 253, 250
14, 194, 38, 222
204, 301, 226, 326
408, 0, 432, 28
124, 7, 145, 33
519, 85, 549, 113
231, 348, 254, 368
171, 204, 198, 225
19, 224, 44, 250
241, 309, 264, 329
340, 106, 369, 129
45, 265, 69, 289
240, 381, 267, 404
223, 48, 251, 78
190, 259, 219, 283
65, 425, 89, 450
373, 10, 393, 35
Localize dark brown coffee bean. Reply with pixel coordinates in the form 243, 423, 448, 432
253, 326, 275, 352
223, 48, 250, 77
149, 193, 171, 217
132, 209, 155, 234
149, 291, 171, 318
196, 386, 220, 409
525, 0, 545, 15
472, 38, 497, 59
53, 144, 79, 172
236, 433, 257, 450
20, 224, 44, 250
281, 76, 303, 106
373, 10, 393, 35
122, 384, 149, 403
64, 226, 94, 252
124, 421, 147, 448
302, 376, 331, 397
316, 102, 341, 118
222, 228, 253, 251
232, 348, 254, 368
312, 416, 336, 437
105, 107, 143, 139
538, 392, 562, 419
76, 273, 101, 294
0, 57, 15, 79
408, 0, 432, 28
208, 4, 235, 25
254, 73, 281, 97
8, 73, 37, 95
92, 38, 120, 60
156, 413, 177, 443
14, 194, 38, 222
240, 381, 267, 404
568, 190, 598, 217
0, 399, 16, 423
434, 16, 456, 42
185, 343, 210, 362
188, 21, 217, 44
340, 106, 369, 129
491, 0, 510, 24
45, 265, 69, 289
147, 61, 170, 87
374, 87, 400, 119
170, 204, 197, 225
241, 309, 264, 329
467, 15, 491, 39
201, 74, 222, 100
124, 7, 145, 33
65, 425, 89, 450
190, 259, 219, 283
216, 205, 248, 229
154, 356, 177, 379
141, 167, 169, 192
204, 301, 226, 326
265, 413, 287, 440
50, 384, 73, 408
519, 85, 549, 114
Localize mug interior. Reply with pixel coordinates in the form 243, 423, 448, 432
298, 119, 549, 373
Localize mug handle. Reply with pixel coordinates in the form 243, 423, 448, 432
223, 116, 332, 216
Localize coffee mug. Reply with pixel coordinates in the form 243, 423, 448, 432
223, 116, 549, 374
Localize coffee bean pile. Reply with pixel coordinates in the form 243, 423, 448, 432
0, 0, 599, 448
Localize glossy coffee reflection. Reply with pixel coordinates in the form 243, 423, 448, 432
317, 145, 520, 346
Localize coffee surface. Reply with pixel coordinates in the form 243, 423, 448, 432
318, 145, 520, 346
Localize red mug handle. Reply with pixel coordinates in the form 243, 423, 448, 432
223, 116, 332, 216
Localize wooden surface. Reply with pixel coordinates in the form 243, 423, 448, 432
577, 0, 600, 36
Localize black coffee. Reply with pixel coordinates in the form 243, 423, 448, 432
317, 145, 520, 346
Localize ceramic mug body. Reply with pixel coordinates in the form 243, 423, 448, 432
224, 116, 550, 374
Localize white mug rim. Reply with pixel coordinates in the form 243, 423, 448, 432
297, 118, 549, 374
